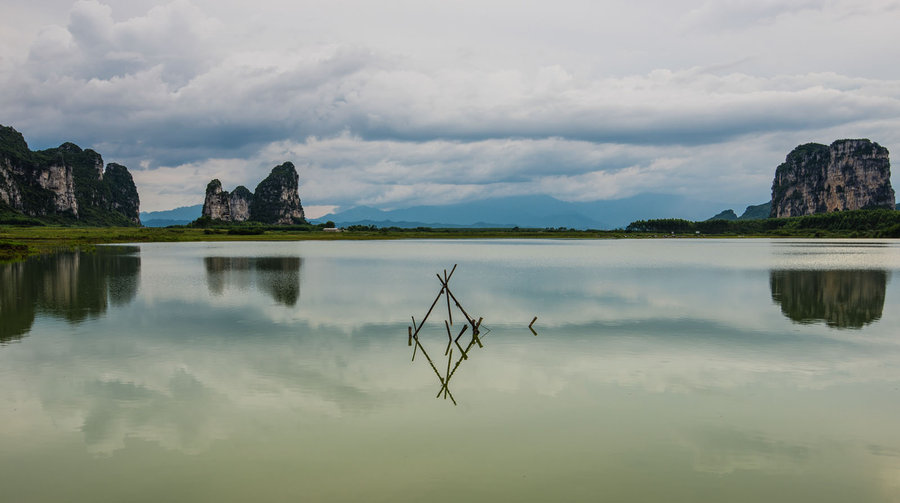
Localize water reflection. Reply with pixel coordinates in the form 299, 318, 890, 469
769, 269, 889, 329
204, 256, 302, 306
0, 246, 140, 343
2, 240, 900, 502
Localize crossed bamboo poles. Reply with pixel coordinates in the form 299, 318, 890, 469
407, 264, 485, 406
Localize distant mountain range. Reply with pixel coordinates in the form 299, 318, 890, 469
143, 197, 900, 230
140, 204, 202, 227
143, 194, 739, 229
311, 194, 736, 230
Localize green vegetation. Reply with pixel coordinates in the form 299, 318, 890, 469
0, 224, 615, 262
2, 208, 898, 263
707, 209, 737, 221
627, 208, 900, 238
0, 126, 32, 163
1, 125, 141, 227
739, 201, 771, 220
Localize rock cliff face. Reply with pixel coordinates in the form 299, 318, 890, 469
103, 163, 141, 224
202, 180, 230, 220
202, 162, 305, 224
771, 139, 895, 218
229, 186, 253, 221
250, 162, 305, 224
0, 125, 141, 225
202, 181, 253, 222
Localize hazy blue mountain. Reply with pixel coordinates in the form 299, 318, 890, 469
140, 204, 202, 227
316, 194, 733, 230
315, 195, 601, 228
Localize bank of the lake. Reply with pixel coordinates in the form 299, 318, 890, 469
2, 208, 899, 262
0, 226, 616, 262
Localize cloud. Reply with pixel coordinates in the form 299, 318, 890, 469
2, 0, 900, 211
32, 0, 222, 83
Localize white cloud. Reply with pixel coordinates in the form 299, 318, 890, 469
2, 0, 899, 212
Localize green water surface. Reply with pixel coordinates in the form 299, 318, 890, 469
2, 239, 900, 502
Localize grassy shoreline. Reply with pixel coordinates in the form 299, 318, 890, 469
0, 226, 622, 262
3, 207, 899, 263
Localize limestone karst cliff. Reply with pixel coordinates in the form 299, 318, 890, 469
771, 139, 895, 218
0, 125, 141, 225
201, 162, 305, 224
202, 180, 252, 222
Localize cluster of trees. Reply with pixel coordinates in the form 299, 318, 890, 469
626, 209, 900, 237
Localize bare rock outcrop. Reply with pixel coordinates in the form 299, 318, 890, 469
771, 139, 895, 218
229, 186, 253, 221
250, 162, 305, 224
202, 162, 305, 225
202, 181, 253, 222
202, 179, 231, 220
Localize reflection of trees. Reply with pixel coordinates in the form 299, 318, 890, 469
204, 256, 302, 306
0, 261, 37, 342
769, 270, 888, 329
0, 247, 141, 343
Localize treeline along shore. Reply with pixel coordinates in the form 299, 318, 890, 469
2, 207, 899, 263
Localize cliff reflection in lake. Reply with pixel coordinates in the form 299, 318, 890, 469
204, 256, 302, 306
769, 269, 889, 328
0, 246, 140, 343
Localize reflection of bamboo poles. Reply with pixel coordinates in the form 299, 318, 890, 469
446, 332, 478, 383
412, 334, 457, 405
444, 349, 453, 399
453, 324, 469, 359
444, 320, 452, 355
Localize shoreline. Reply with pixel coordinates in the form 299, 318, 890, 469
2, 224, 893, 263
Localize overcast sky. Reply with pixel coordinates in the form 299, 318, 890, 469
2, 0, 900, 215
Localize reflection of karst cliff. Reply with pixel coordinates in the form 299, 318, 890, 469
204, 256, 302, 306
0, 247, 141, 343
770, 269, 889, 329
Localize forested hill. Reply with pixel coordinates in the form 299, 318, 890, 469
0, 125, 140, 226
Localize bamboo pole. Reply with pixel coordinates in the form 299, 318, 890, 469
444, 349, 453, 399
411, 285, 446, 339
444, 269, 453, 326
453, 324, 469, 359
437, 277, 476, 327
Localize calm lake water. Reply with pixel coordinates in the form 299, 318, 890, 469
2, 239, 900, 502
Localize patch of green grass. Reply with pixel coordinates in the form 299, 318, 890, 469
3, 209, 897, 264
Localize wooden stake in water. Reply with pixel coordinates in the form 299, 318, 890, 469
445, 269, 453, 326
